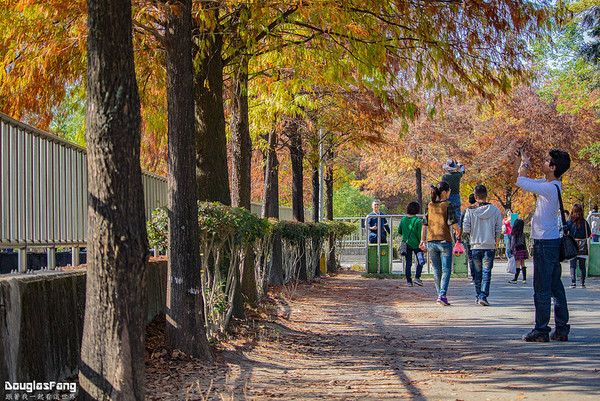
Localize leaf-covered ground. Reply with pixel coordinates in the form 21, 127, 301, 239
146, 269, 600, 400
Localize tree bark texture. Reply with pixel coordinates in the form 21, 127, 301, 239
230, 54, 257, 309
194, 4, 230, 205
80, 1, 148, 399
262, 130, 280, 219
311, 165, 320, 223
324, 146, 336, 273
288, 122, 307, 280
262, 129, 283, 285
164, 0, 213, 361
416, 167, 422, 209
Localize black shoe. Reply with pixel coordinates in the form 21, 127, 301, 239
522, 330, 549, 342
550, 330, 568, 341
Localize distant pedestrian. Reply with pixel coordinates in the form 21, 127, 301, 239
419, 181, 461, 306
442, 159, 465, 220
398, 202, 424, 287
462, 185, 503, 306
514, 147, 571, 342
459, 193, 477, 280
367, 200, 390, 244
503, 210, 513, 259
508, 219, 529, 284
587, 205, 599, 242
565, 204, 591, 288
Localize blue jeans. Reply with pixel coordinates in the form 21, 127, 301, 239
532, 239, 569, 335
404, 248, 424, 283
504, 234, 512, 258
448, 194, 461, 222
427, 241, 453, 297
464, 241, 476, 279
471, 249, 495, 299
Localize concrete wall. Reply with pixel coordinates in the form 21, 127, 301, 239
0, 260, 167, 391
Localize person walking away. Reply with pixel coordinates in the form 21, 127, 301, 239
367, 200, 390, 244
503, 210, 513, 259
442, 159, 465, 221
508, 219, 529, 284
398, 202, 424, 287
462, 185, 503, 306
587, 206, 599, 242
565, 204, 592, 288
419, 181, 461, 306
459, 194, 477, 281
514, 148, 571, 342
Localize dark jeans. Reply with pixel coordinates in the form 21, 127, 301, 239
569, 257, 586, 285
464, 241, 476, 279
404, 248, 424, 283
532, 239, 569, 335
471, 249, 495, 299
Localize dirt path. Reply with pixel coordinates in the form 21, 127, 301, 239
146, 270, 600, 400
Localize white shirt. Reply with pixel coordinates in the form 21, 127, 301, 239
516, 177, 561, 240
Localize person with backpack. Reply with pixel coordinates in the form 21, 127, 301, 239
462, 185, 503, 306
508, 218, 529, 284
419, 181, 461, 306
514, 148, 571, 342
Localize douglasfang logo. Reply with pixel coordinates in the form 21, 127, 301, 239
5, 381, 77, 393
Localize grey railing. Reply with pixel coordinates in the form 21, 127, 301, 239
0, 112, 167, 271
334, 214, 429, 273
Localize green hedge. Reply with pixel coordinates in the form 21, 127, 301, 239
147, 202, 356, 249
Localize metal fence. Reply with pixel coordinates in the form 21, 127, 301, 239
334, 214, 429, 273
0, 112, 167, 271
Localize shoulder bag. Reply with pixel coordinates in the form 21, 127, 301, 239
555, 185, 578, 262
576, 222, 590, 256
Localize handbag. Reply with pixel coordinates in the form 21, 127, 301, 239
399, 242, 408, 257
507, 256, 517, 274
576, 222, 590, 256
555, 185, 578, 262
452, 240, 465, 256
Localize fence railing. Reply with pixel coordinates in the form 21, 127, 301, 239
0, 112, 167, 271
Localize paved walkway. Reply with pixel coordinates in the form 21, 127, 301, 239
148, 260, 600, 400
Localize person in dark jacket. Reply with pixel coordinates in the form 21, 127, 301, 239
508, 219, 529, 284
367, 200, 390, 244
565, 204, 592, 288
459, 194, 477, 281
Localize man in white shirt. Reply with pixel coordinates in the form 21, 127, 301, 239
514, 148, 571, 342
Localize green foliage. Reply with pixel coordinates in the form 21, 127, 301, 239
321, 220, 357, 238
147, 206, 168, 249
49, 83, 86, 146
146, 203, 340, 249
333, 183, 381, 217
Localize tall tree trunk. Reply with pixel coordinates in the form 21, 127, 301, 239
311, 162, 321, 277
231, 53, 257, 312
164, 0, 213, 360
416, 167, 422, 208
505, 186, 512, 211
194, 3, 230, 205
311, 164, 320, 223
80, 0, 148, 398
324, 145, 336, 273
262, 129, 283, 285
288, 122, 307, 280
